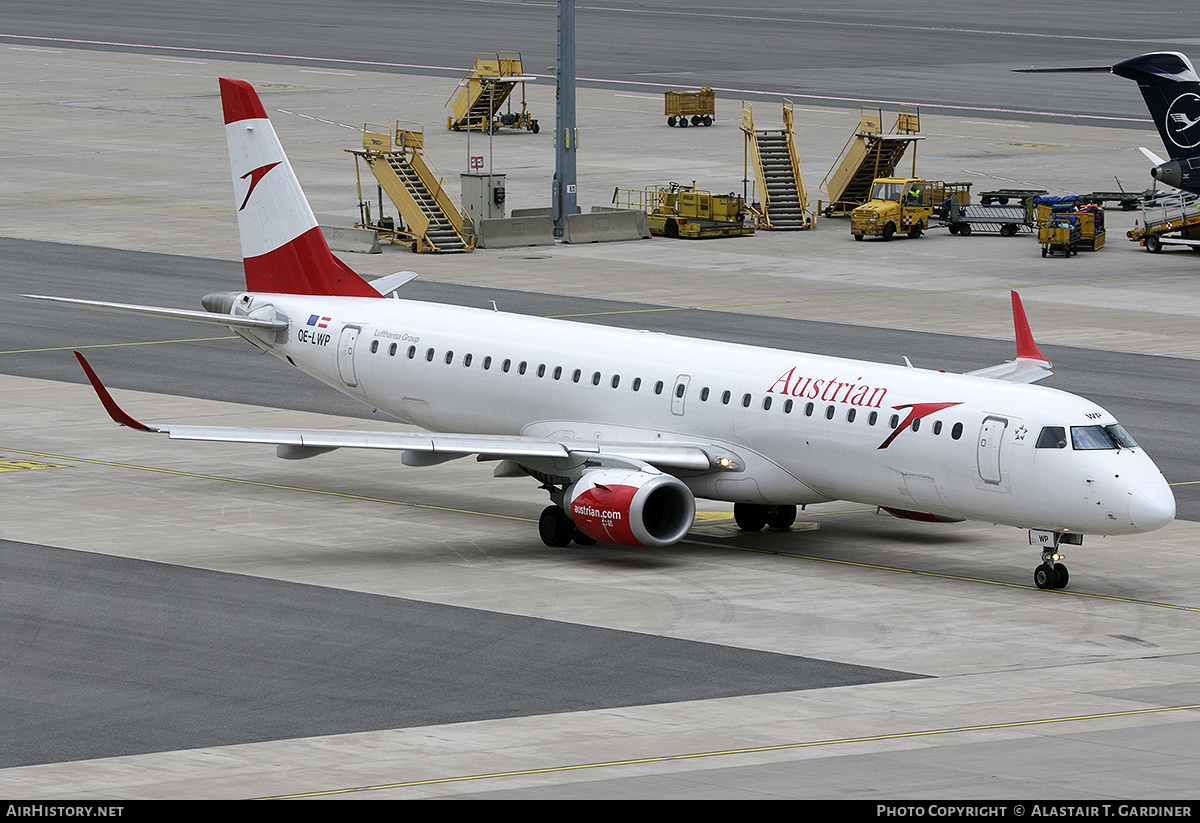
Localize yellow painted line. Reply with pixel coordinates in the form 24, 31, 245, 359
546, 274, 1200, 319
0, 447, 537, 524
0, 458, 69, 472
260, 702, 1200, 799
0, 336, 236, 355
1170, 480, 1200, 486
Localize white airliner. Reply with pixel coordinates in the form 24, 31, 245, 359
30, 78, 1176, 590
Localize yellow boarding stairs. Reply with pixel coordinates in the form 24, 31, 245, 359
347, 122, 474, 253
741, 100, 814, 230
445, 52, 538, 133
820, 106, 922, 216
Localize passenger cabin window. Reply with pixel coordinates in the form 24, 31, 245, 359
573, 369, 582, 383
722, 391, 731, 405
518, 361, 527, 375
483, 356, 492, 370
463, 353, 472, 367
502, 359, 511, 373
654, 381, 664, 395
762, 396, 772, 411
592, 371, 601, 386
1071, 424, 1137, 450
783, 399, 793, 414
370, 340, 379, 354
425, 348, 435, 362
1036, 426, 1067, 449
444, 351, 454, 365
846, 408, 856, 423
700, 387, 710, 402
389, 343, 397, 357
951, 422, 963, 440
407, 346, 416, 359
612, 375, 621, 389
632, 378, 641, 392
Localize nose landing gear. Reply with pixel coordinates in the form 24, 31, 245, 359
1030, 529, 1080, 590
1034, 556, 1069, 589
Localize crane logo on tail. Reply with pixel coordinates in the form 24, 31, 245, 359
1166, 93, 1200, 150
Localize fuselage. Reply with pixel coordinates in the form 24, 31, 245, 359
224, 291, 1176, 538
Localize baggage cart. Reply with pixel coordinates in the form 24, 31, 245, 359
665, 88, 715, 128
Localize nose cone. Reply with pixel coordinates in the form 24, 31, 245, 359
1129, 480, 1176, 532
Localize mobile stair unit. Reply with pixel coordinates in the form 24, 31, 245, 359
820, 106, 922, 216
445, 52, 538, 133
348, 122, 474, 253
741, 100, 813, 230
1127, 191, 1200, 253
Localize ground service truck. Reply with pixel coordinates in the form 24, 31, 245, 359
851, 178, 971, 240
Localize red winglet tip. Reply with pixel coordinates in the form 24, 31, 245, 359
73, 352, 152, 432
1010, 291, 1050, 363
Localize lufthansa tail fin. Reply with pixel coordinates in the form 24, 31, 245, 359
1112, 52, 1200, 161
220, 78, 380, 298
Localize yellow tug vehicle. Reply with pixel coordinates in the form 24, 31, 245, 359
850, 177, 971, 240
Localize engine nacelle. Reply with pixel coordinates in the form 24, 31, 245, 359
1151, 157, 1199, 192
565, 468, 696, 547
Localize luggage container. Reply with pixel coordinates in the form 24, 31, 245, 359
664, 88, 715, 128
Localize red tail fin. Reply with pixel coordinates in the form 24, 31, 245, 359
220, 78, 380, 298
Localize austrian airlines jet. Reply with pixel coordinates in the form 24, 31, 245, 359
30, 79, 1176, 591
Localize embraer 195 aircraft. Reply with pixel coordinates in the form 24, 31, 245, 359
30, 79, 1176, 591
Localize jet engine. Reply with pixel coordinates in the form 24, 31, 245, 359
565, 468, 696, 547
1150, 156, 1199, 192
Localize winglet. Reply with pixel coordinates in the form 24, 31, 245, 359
1011, 291, 1050, 365
74, 352, 156, 432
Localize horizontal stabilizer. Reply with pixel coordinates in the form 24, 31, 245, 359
24, 294, 288, 330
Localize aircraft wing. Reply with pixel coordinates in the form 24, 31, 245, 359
965, 291, 1054, 384
966, 358, 1053, 384
73, 352, 725, 473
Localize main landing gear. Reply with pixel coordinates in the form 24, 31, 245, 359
1030, 529, 1081, 590
733, 503, 798, 531
538, 505, 595, 548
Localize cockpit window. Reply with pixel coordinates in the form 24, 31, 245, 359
1036, 426, 1067, 449
1070, 424, 1139, 450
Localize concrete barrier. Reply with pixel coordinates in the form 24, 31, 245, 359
564, 209, 650, 243
477, 216, 555, 249
319, 224, 381, 254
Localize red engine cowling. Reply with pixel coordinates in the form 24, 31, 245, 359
565, 469, 696, 547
